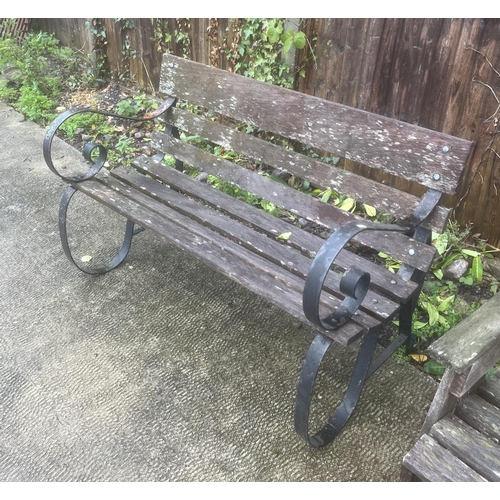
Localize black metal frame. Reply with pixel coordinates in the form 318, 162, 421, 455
43, 95, 444, 449
43, 97, 176, 274
294, 190, 441, 448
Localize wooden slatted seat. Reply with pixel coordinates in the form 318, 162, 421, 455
43, 53, 473, 448
401, 292, 500, 481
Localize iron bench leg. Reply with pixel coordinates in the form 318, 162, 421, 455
294, 327, 380, 448
58, 185, 137, 275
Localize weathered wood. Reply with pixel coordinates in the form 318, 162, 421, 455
102, 175, 383, 335
402, 434, 487, 482
478, 372, 500, 408
152, 132, 437, 271
159, 53, 472, 195
73, 177, 366, 345
452, 349, 500, 398
163, 107, 451, 232
110, 167, 400, 322
427, 292, 500, 373
430, 414, 500, 482
128, 157, 420, 303
420, 369, 456, 435
455, 394, 500, 444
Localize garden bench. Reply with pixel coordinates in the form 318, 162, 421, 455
401, 292, 500, 481
43, 53, 473, 448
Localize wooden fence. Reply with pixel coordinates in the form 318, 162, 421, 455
31, 18, 500, 247
0, 18, 31, 40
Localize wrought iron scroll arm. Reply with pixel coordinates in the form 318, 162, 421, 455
302, 220, 409, 332
400, 188, 442, 231
43, 96, 177, 183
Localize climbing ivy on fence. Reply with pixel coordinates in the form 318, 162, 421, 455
226, 18, 307, 89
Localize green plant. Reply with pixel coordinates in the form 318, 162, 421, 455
430, 222, 495, 283
59, 112, 115, 140
0, 32, 84, 124
16, 87, 56, 124
115, 135, 136, 155
226, 19, 307, 89
115, 93, 158, 117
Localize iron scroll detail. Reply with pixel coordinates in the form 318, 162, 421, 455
43, 96, 177, 183
302, 220, 409, 331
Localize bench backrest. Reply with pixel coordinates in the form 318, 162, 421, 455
157, 53, 473, 236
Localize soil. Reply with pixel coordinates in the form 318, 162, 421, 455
56, 82, 159, 161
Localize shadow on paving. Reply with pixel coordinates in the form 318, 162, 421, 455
0, 103, 437, 481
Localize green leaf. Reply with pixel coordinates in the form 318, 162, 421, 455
413, 321, 428, 330
432, 269, 444, 280
462, 249, 480, 258
436, 295, 455, 312
491, 283, 498, 294
321, 189, 332, 203
423, 360, 446, 377
281, 30, 293, 44
472, 256, 483, 282
81, 255, 92, 263
283, 38, 293, 56
459, 276, 474, 286
278, 231, 292, 241
267, 27, 280, 44
423, 302, 440, 326
363, 204, 377, 217
338, 198, 355, 212
292, 31, 306, 50
432, 232, 448, 256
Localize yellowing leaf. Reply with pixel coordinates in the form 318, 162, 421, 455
278, 232, 292, 241
363, 204, 377, 217
409, 354, 428, 363
338, 197, 355, 212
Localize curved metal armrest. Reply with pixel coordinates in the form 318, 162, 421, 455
303, 220, 409, 331
43, 96, 176, 183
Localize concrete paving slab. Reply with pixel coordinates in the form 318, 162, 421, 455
0, 103, 437, 481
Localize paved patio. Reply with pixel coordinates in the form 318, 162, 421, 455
0, 102, 437, 481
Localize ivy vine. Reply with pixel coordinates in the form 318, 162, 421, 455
225, 19, 307, 89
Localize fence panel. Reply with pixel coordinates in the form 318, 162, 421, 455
28, 18, 500, 246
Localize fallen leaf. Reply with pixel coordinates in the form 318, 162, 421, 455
81, 255, 92, 263
278, 232, 292, 241
409, 354, 428, 363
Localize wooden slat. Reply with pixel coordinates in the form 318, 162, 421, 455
402, 434, 487, 482
101, 175, 382, 333
427, 292, 500, 373
159, 53, 472, 194
109, 168, 400, 322
129, 156, 419, 302
478, 372, 500, 408
164, 107, 451, 233
152, 133, 437, 271
73, 177, 367, 346
455, 394, 500, 444
430, 414, 500, 481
